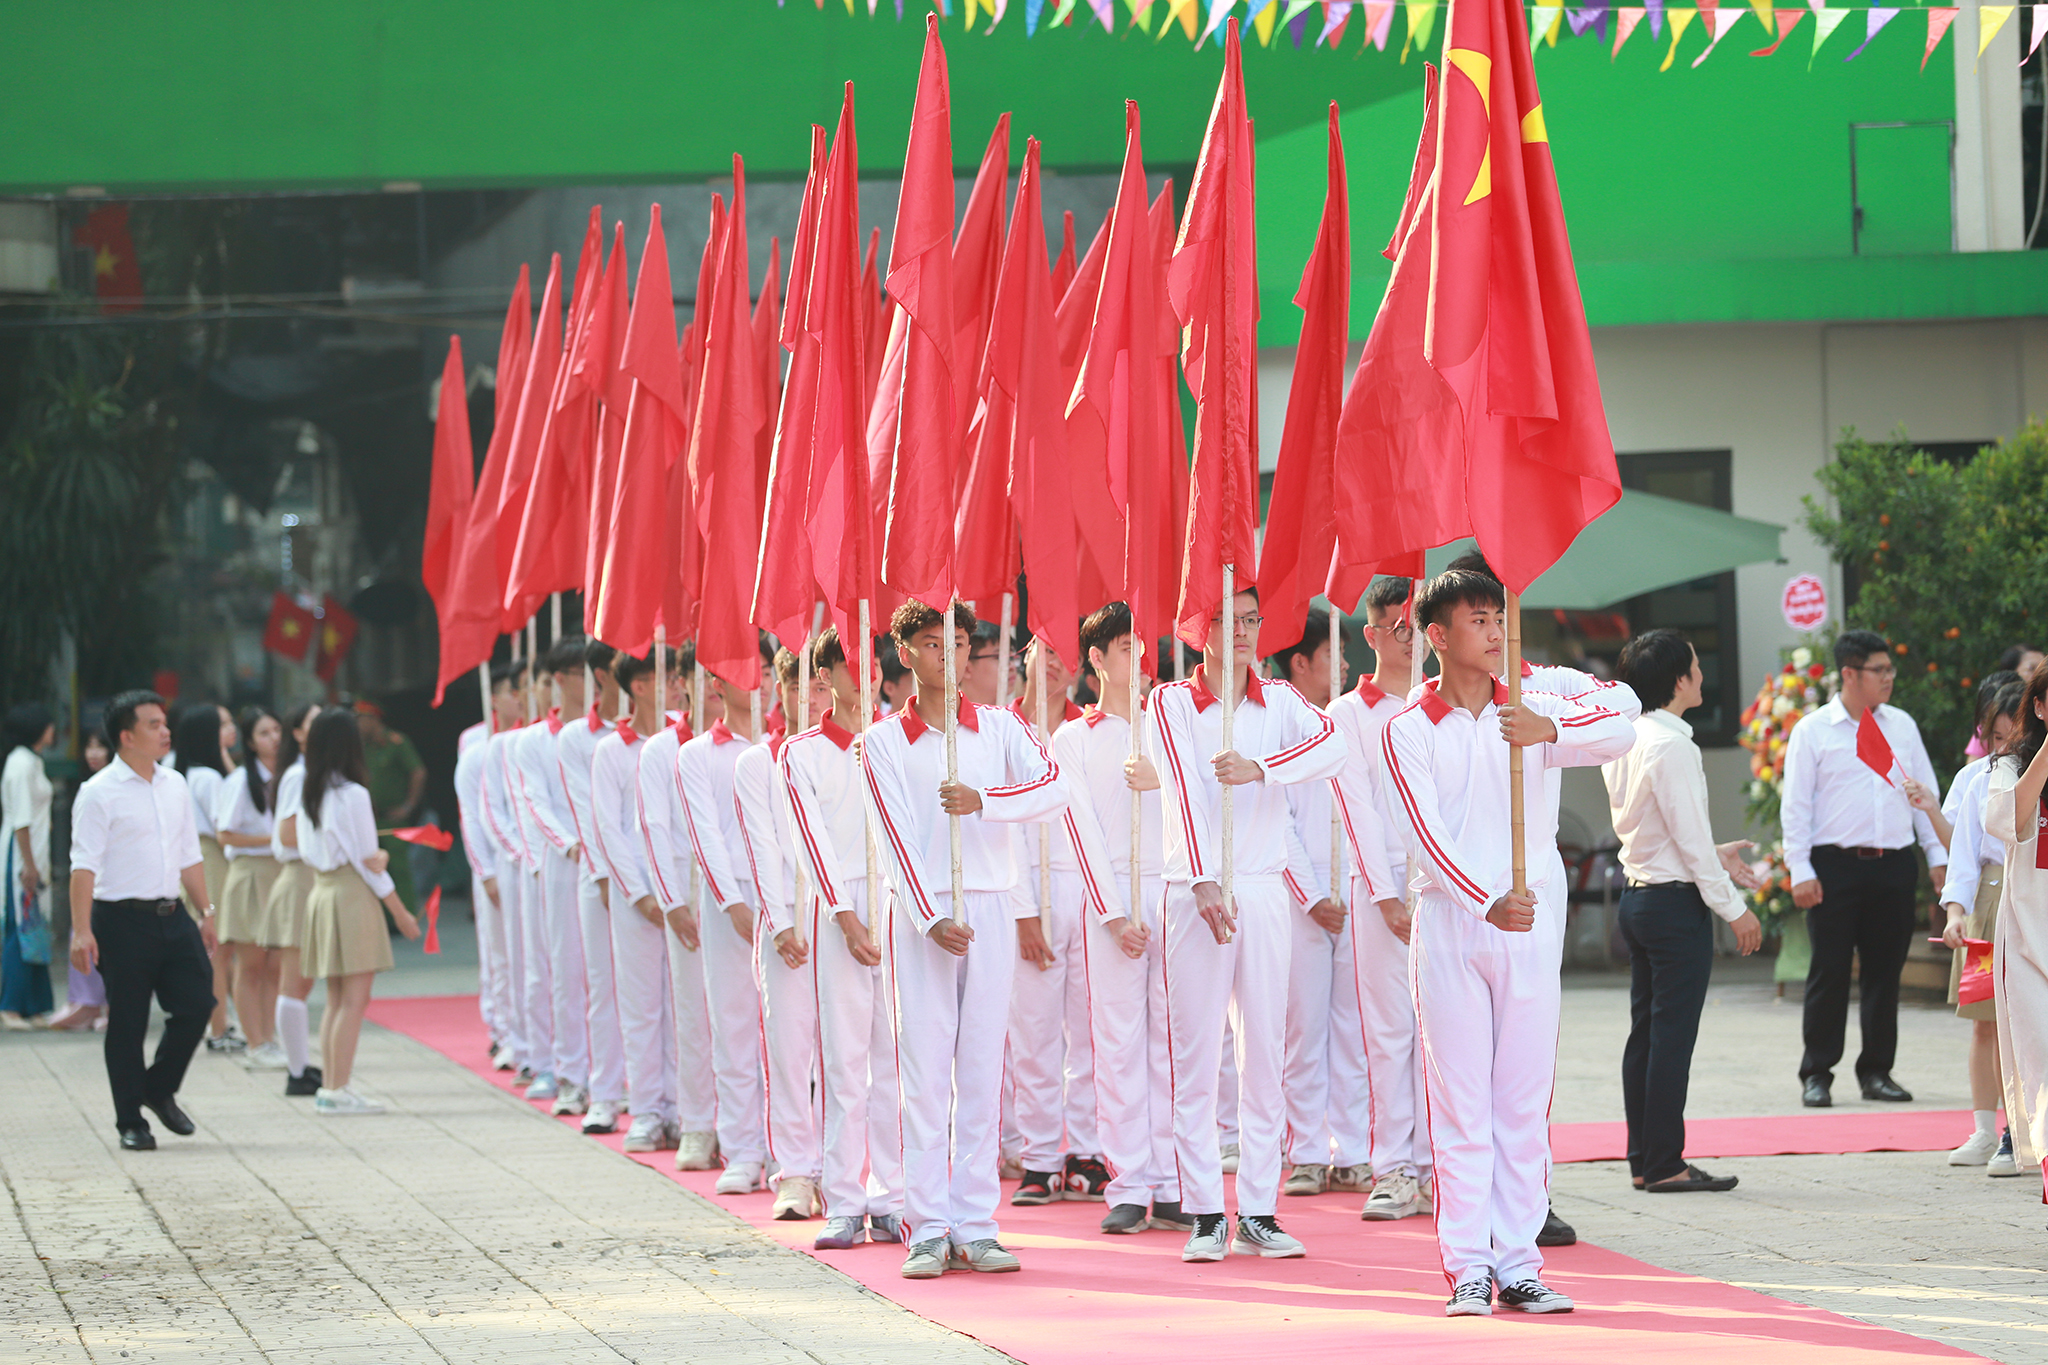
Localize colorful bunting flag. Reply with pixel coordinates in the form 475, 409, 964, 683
1402, 0, 1439, 54
1809, 3, 1850, 62
1981, 4, 2016, 59
1692, 3, 1745, 63
1843, 5, 1896, 60
1751, 6, 1805, 54
1532, 4, 1562, 42
2029, 3, 2048, 62
1614, 5, 1646, 53
1922, 5, 1958, 68
1748, 0, 1773, 39
1365, 0, 1396, 46
1660, 6, 1695, 67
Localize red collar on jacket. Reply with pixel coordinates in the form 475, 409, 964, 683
1009, 697, 1083, 728
1352, 676, 1387, 706
710, 720, 739, 745
817, 714, 857, 751
1190, 664, 1265, 713
1415, 676, 1511, 725
545, 706, 564, 736
616, 717, 642, 745
897, 697, 979, 745
587, 704, 607, 733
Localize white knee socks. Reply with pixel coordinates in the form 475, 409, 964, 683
277, 996, 312, 1077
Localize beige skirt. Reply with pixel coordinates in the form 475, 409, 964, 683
263, 858, 317, 952
184, 835, 230, 923
216, 854, 283, 946
1950, 860, 2003, 1022
301, 868, 394, 979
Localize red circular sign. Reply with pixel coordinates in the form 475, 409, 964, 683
1781, 574, 1828, 632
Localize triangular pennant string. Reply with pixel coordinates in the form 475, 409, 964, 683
1402, 0, 1438, 56
1613, 5, 1646, 54
1747, 0, 1773, 39
1843, 6, 1898, 61
1981, 4, 2017, 59
1365, 0, 1396, 45
1532, 3, 1562, 42
1320, 0, 1355, 42
1545, 4, 1565, 41
2028, 4, 2048, 62
1809, 3, 1849, 62
1750, 6, 1804, 54
1660, 5, 1696, 66
1922, 6, 1959, 68
1692, 2, 1746, 61
1647, 0, 1666, 37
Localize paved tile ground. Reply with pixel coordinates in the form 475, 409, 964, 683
2, 913, 2040, 1364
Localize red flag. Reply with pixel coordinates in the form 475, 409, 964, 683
488, 254, 563, 632
879, 15, 959, 611
1855, 706, 1897, 785
690, 159, 770, 689
73, 205, 144, 314
421, 334, 472, 632
992, 140, 1080, 672
861, 228, 887, 410
579, 224, 632, 639
1049, 210, 1078, 302
1145, 183, 1190, 661
1257, 104, 1349, 659
952, 115, 1011, 451
753, 234, 783, 506
386, 824, 456, 852
754, 126, 829, 647
437, 267, 532, 696
313, 595, 359, 684
421, 885, 442, 954
1170, 27, 1262, 647
805, 84, 877, 649
665, 196, 726, 647
262, 592, 317, 663
504, 207, 604, 628
1054, 209, 1110, 381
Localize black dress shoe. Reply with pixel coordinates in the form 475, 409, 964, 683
1801, 1076, 1832, 1108
119, 1126, 157, 1151
1536, 1205, 1577, 1247
1859, 1074, 1913, 1102
285, 1066, 323, 1097
142, 1095, 195, 1136
1644, 1164, 1740, 1193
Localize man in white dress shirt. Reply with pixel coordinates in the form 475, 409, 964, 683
69, 691, 218, 1150
1782, 629, 1947, 1107
1603, 629, 1763, 1193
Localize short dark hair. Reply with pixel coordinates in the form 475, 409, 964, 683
1414, 569, 1505, 631
106, 690, 166, 751
3, 702, 53, 755
489, 659, 526, 689
1617, 629, 1695, 712
174, 704, 228, 776
1444, 551, 1500, 584
1081, 601, 1134, 664
612, 646, 681, 692
813, 626, 847, 674
1364, 576, 1413, 616
890, 599, 978, 647
1835, 630, 1891, 671
773, 646, 800, 688
969, 620, 1001, 657
1997, 642, 2043, 673
544, 635, 588, 674
301, 708, 369, 829
1267, 608, 1339, 677
584, 638, 617, 675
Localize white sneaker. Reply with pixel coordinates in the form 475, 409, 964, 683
581, 1099, 622, 1134
1182, 1213, 1230, 1263
1218, 1142, 1240, 1174
1499, 1278, 1575, 1313
901, 1237, 949, 1279
1283, 1163, 1330, 1196
491, 1045, 517, 1072
949, 1238, 1021, 1273
1361, 1171, 1424, 1221
770, 1175, 822, 1220
1419, 1176, 1436, 1215
622, 1114, 665, 1153
675, 1130, 719, 1170
1949, 1128, 1999, 1166
241, 1041, 290, 1071
314, 1087, 385, 1116
1988, 1130, 2022, 1177
1330, 1163, 1372, 1192
715, 1161, 765, 1195
523, 1072, 559, 1102
550, 1082, 588, 1116
1232, 1214, 1305, 1258
1445, 1277, 1494, 1317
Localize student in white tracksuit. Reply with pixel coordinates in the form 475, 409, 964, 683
781, 628, 905, 1252
506, 714, 562, 1102
735, 648, 832, 1223
515, 638, 594, 1114
1382, 570, 1635, 1317
556, 640, 629, 1134
864, 600, 1082, 1279
1006, 639, 1113, 1207
677, 662, 775, 1196
453, 721, 500, 1054
1148, 584, 1348, 1263
1062, 603, 1188, 1237
483, 680, 542, 1077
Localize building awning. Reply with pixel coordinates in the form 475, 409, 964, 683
1423, 490, 1785, 611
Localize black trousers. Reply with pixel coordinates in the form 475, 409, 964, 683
1618, 882, 1716, 1184
93, 899, 215, 1132
1798, 845, 1918, 1083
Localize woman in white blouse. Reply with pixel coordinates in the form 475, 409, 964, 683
298, 709, 419, 1115
216, 708, 286, 1070
175, 703, 238, 1050
1988, 669, 2048, 1183
1, 703, 56, 1028
264, 703, 325, 1095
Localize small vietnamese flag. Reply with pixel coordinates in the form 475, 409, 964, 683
384, 824, 456, 852
262, 591, 317, 663
1855, 706, 1896, 785
421, 885, 442, 954
313, 594, 359, 683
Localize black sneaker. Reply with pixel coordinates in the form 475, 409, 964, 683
1445, 1276, 1494, 1317
1499, 1279, 1575, 1312
1063, 1154, 1112, 1202
1100, 1202, 1150, 1234
1537, 1205, 1577, 1247
1149, 1200, 1197, 1233
285, 1067, 323, 1097
1011, 1170, 1060, 1205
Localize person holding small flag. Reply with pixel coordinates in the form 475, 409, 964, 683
1782, 629, 1947, 1108
1985, 666, 2048, 1183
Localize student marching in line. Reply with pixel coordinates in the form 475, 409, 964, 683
864, 600, 1084, 1279
1063, 602, 1191, 1237
214, 708, 286, 1071
677, 639, 779, 1198
555, 638, 630, 1135
506, 679, 565, 1106
1382, 569, 1634, 1317
455, 666, 522, 1077
1007, 636, 1115, 1207
736, 647, 832, 1222
482, 662, 543, 1082
1148, 582, 1348, 1264
296, 709, 422, 1115
780, 626, 905, 1253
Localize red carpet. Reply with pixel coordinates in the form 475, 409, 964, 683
1550, 1111, 1975, 1164
368, 994, 1988, 1365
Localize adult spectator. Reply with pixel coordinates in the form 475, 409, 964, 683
174, 703, 237, 1050
69, 690, 219, 1150
1603, 630, 1763, 1192
355, 699, 425, 917
1782, 629, 1947, 1107
1, 703, 57, 1028
1996, 643, 2044, 681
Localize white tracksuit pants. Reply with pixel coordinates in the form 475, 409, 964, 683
578, 877, 628, 1106
475, 874, 517, 1060
520, 869, 557, 1078
609, 893, 677, 1122
814, 883, 902, 1220
499, 866, 534, 1069
1082, 874, 1177, 1209
758, 905, 821, 1183
1218, 1018, 1240, 1148
1161, 875, 1290, 1217
698, 886, 767, 1167
1284, 903, 1370, 1167
1010, 869, 1101, 1172
540, 852, 590, 1089
1352, 875, 1430, 1182
891, 889, 1017, 1247
1412, 882, 1565, 1288
670, 912, 718, 1135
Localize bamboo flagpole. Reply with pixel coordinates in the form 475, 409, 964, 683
1035, 643, 1050, 942
1129, 637, 1145, 932
1219, 563, 1236, 941
944, 603, 965, 926
1506, 589, 1527, 897
859, 599, 882, 948
477, 663, 492, 738
526, 618, 539, 722
691, 658, 706, 915
1328, 604, 1342, 903
997, 592, 1014, 710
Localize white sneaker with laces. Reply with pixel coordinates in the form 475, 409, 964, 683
1182, 1213, 1230, 1263
1329, 1163, 1372, 1191
674, 1130, 719, 1170
715, 1161, 765, 1195
581, 1099, 622, 1134
1949, 1128, 1998, 1166
491, 1045, 517, 1072
1988, 1130, 2022, 1177
313, 1087, 385, 1117
523, 1072, 559, 1102
1283, 1163, 1330, 1196
901, 1237, 949, 1279
621, 1114, 665, 1153
813, 1215, 866, 1250
1361, 1171, 1424, 1221
551, 1082, 588, 1116
770, 1175, 822, 1220
1232, 1214, 1305, 1258
949, 1238, 1021, 1273
241, 1041, 290, 1072
1445, 1277, 1494, 1317
1499, 1279, 1575, 1313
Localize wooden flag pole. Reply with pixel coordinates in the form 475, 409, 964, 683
526, 618, 539, 722
549, 592, 563, 712
1219, 563, 1236, 940
944, 601, 965, 926
1129, 638, 1144, 933
1404, 586, 1429, 923
858, 598, 882, 948
654, 625, 667, 725
1506, 589, 1527, 897
1329, 604, 1343, 904
791, 601, 824, 937
997, 592, 1014, 710
691, 658, 706, 916
477, 663, 493, 737
1035, 643, 1050, 939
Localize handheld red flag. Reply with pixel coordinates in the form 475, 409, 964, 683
861, 228, 888, 410
488, 253, 563, 632
951, 114, 1011, 453
1257, 104, 1350, 655
421, 336, 473, 631
421, 885, 442, 954
262, 592, 317, 663
579, 224, 632, 639
313, 595, 359, 684
753, 235, 783, 505
385, 824, 457, 852
1170, 26, 1262, 647
1050, 210, 1078, 302
1856, 705, 1897, 785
